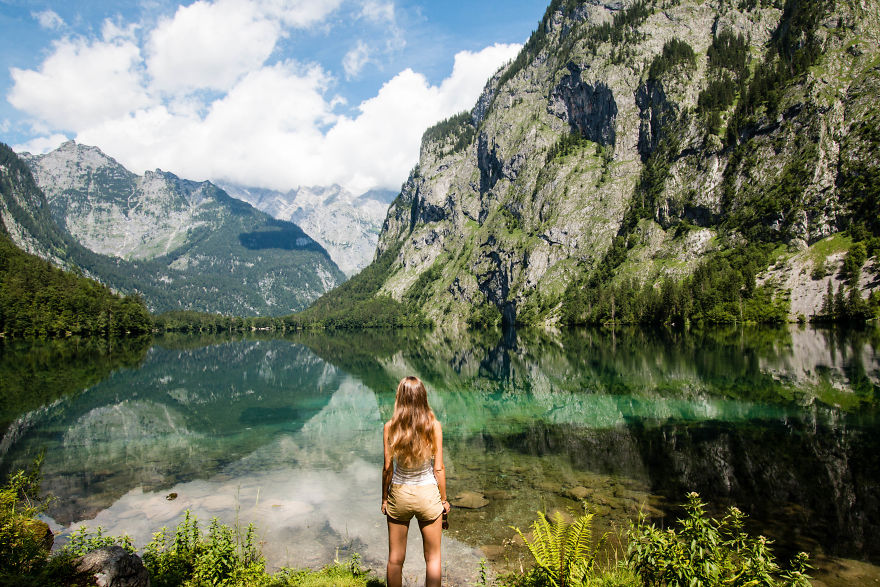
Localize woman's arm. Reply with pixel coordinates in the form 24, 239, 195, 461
433, 420, 451, 513
381, 421, 393, 514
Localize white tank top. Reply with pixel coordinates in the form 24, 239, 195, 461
391, 458, 436, 486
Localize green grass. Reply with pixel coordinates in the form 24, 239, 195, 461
808, 233, 853, 266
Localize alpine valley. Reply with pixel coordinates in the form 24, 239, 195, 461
325, 0, 880, 329
1, 141, 344, 316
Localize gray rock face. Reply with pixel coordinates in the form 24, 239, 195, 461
368, 0, 880, 327
74, 546, 150, 587
549, 62, 618, 146
635, 79, 674, 161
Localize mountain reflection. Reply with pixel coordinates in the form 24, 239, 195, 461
0, 325, 877, 578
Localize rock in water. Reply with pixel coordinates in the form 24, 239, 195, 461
74, 546, 150, 587
452, 490, 490, 509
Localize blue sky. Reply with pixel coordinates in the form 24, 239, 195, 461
0, 0, 546, 193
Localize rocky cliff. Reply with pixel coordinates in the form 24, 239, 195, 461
369, 0, 880, 328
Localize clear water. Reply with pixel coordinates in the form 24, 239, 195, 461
1, 325, 878, 585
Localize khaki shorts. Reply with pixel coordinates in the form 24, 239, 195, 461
386, 483, 443, 522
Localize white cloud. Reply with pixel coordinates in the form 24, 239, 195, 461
324, 43, 521, 193
146, 0, 280, 95
437, 43, 520, 113
360, 1, 395, 23
259, 0, 345, 28
9, 0, 520, 195
343, 41, 371, 79
8, 28, 151, 130
13, 133, 70, 155
33, 10, 65, 31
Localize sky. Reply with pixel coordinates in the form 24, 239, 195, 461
0, 0, 547, 195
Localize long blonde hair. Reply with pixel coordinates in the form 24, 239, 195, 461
387, 376, 436, 467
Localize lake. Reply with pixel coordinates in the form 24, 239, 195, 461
1, 326, 878, 586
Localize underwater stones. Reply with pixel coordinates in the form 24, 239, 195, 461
565, 486, 593, 501
453, 490, 490, 509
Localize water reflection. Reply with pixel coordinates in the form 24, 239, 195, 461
0, 325, 878, 584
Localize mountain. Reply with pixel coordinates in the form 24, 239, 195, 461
334, 0, 880, 328
6, 141, 344, 316
219, 183, 395, 276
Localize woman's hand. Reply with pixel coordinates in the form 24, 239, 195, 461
381, 500, 388, 515
442, 500, 451, 514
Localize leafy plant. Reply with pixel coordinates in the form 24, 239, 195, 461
61, 525, 135, 557
141, 510, 265, 587
513, 505, 607, 587
0, 455, 51, 579
628, 492, 811, 587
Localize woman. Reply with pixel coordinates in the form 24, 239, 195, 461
381, 376, 452, 587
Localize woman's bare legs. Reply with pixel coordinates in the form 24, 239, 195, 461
386, 516, 409, 587
419, 515, 443, 587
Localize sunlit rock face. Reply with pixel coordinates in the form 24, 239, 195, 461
372, 0, 880, 327
220, 183, 395, 277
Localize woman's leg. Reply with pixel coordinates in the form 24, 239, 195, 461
386, 516, 409, 587
418, 515, 443, 587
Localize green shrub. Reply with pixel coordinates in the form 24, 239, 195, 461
512, 505, 607, 587
628, 492, 811, 587
142, 510, 265, 587
61, 525, 135, 557
0, 456, 51, 580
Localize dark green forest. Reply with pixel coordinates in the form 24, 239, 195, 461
0, 233, 152, 337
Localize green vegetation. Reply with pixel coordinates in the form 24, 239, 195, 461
421, 111, 476, 154
0, 233, 152, 337
560, 244, 789, 326
284, 243, 429, 329
502, 493, 810, 587
513, 506, 606, 587
727, 0, 825, 143
697, 29, 751, 134
629, 493, 811, 587
0, 462, 381, 586
647, 39, 696, 81
498, 0, 652, 90
3, 456, 817, 587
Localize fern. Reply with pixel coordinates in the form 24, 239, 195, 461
513, 506, 607, 587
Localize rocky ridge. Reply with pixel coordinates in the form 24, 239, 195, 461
371, 0, 880, 327
5, 141, 345, 315
219, 183, 394, 277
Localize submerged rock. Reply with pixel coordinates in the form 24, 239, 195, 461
453, 491, 490, 509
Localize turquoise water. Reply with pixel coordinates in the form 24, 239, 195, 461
1, 326, 878, 584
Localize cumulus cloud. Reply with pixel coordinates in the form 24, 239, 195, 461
146, 0, 280, 94
13, 133, 69, 155
8, 0, 521, 194
33, 10, 65, 31
8, 28, 151, 130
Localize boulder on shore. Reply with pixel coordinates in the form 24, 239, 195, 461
74, 545, 150, 587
